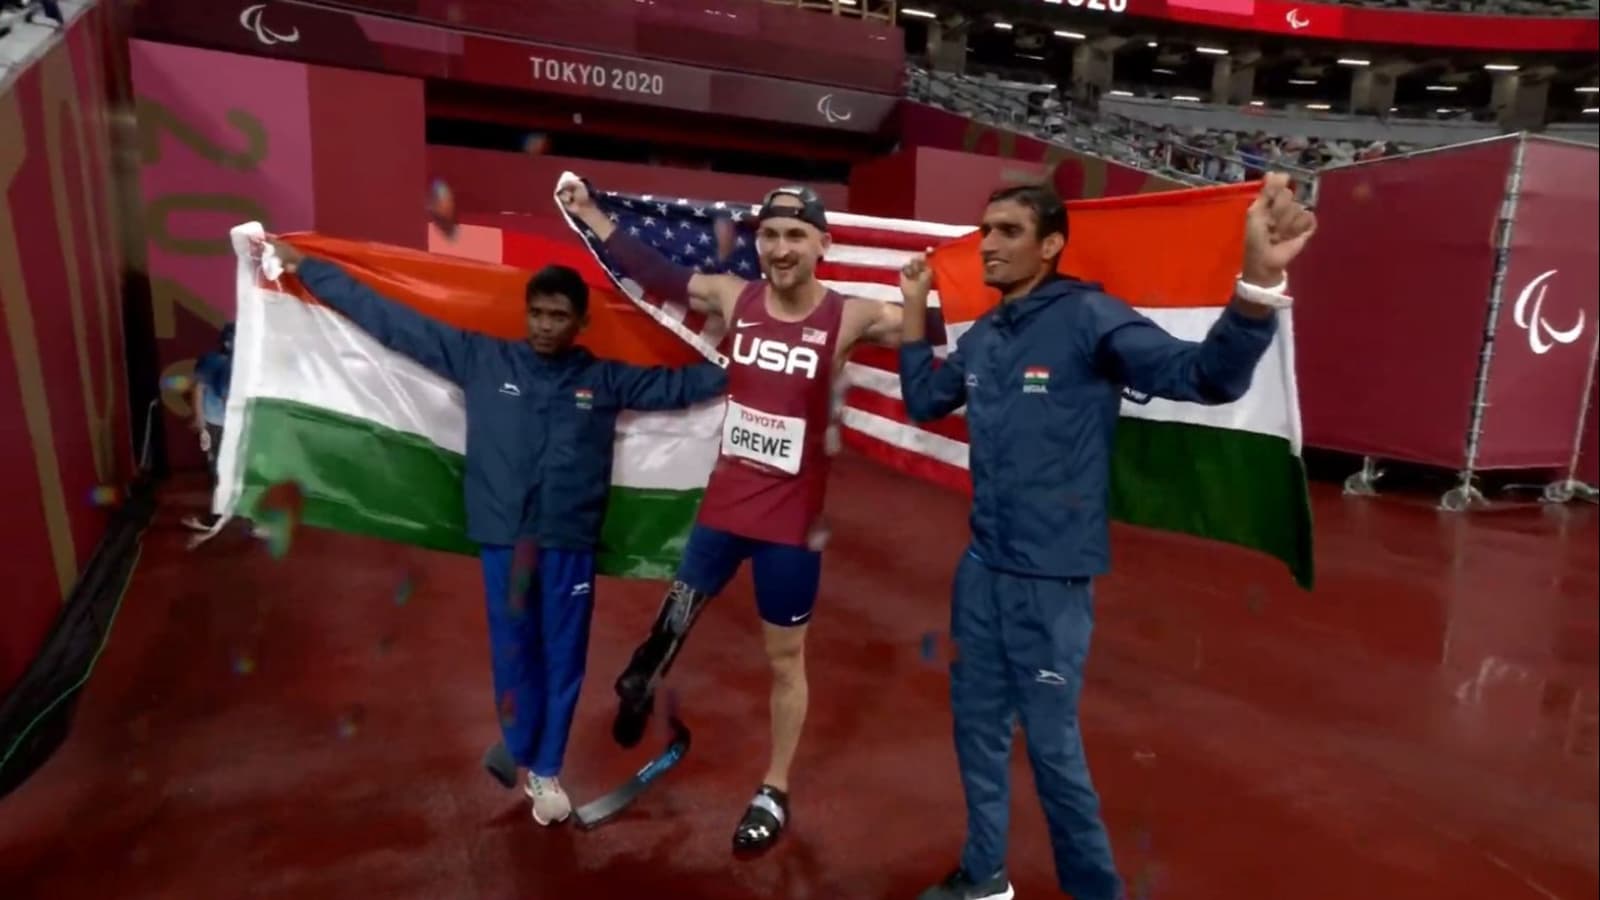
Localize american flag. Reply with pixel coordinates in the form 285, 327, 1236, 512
555, 178, 968, 364
554, 174, 978, 490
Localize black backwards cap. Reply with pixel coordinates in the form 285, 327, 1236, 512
757, 185, 829, 233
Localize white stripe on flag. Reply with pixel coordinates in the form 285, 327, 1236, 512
826, 211, 975, 239
825, 244, 922, 271
843, 308, 1299, 443
840, 406, 970, 469
822, 280, 942, 308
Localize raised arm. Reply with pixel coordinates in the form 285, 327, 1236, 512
895, 254, 968, 421
269, 238, 479, 385
558, 179, 745, 321
1097, 171, 1318, 404
1092, 297, 1277, 405
605, 360, 728, 412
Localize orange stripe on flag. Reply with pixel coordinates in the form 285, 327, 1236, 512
283, 233, 528, 338
277, 232, 703, 368
929, 181, 1260, 326
501, 232, 704, 368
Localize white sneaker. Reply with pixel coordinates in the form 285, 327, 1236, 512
524, 774, 571, 825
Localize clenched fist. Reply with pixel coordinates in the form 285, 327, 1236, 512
266, 237, 304, 274
557, 177, 596, 216
1242, 172, 1317, 287
900, 253, 933, 308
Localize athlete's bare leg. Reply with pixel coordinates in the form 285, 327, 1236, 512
761, 622, 809, 792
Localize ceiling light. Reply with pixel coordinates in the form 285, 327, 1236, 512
1436, 107, 1455, 113
1426, 85, 1458, 92
1483, 63, 1519, 72
1054, 29, 1086, 39
1196, 46, 1229, 55
900, 7, 935, 17
1173, 94, 1202, 101
994, 21, 1013, 30
1288, 78, 1317, 85
1147, 41, 1158, 47
1337, 58, 1370, 67
1109, 89, 1134, 97
1250, 100, 1265, 107
1584, 107, 1600, 114
1306, 103, 1331, 110
1576, 86, 1599, 94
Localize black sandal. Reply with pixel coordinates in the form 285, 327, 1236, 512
732, 784, 789, 855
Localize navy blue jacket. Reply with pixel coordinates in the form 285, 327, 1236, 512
899, 276, 1277, 579
298, 258, 727, 550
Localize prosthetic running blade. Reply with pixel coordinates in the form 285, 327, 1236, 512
574, 716, 692, 830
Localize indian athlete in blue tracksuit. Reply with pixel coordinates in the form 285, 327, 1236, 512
897, 175, 1317, 900
266, 238, 727, 826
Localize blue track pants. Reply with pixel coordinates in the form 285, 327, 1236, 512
480, 543, 595, 778
952, 550, 1123, 900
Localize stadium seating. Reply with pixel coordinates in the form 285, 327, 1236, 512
908, 66, 1598, 191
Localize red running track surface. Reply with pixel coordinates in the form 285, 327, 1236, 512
0, 453, 1595, 899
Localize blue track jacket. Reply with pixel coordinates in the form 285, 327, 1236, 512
898, 275, 1277, 578
297, 258, 727, 549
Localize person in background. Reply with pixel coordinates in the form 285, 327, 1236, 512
183, 323, 235, 535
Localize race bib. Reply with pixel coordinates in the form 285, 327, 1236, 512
721, 399, 806, 475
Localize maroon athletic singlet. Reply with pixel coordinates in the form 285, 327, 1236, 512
696, 280, 847, 547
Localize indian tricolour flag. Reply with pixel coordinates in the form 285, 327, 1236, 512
842, 182, 1314, 589
213, 223, 721, 579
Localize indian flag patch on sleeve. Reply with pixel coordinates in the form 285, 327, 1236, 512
575, 388, 594, 409
1022, 366, 1050, 394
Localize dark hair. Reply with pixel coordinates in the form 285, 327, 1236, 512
987, 183, 1069, 249
526, 265, 588, 317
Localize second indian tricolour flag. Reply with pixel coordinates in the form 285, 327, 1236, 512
213, 223, 721, 579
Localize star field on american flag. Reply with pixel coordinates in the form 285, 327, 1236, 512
575, 191, 763, 279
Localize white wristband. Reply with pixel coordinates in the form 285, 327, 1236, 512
1234, 274, 1293, 309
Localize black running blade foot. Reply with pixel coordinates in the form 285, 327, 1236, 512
611, 694, 654, 749
482, 741, 517, 790
574, 716, 690, 830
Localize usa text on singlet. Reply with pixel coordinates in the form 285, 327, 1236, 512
697, 281, 846, 547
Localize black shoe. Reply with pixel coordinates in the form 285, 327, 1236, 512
732, 784, 789, 856
482, 740, 517, 790
916, 868, 1015, 900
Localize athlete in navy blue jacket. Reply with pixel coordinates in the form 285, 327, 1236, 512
897, 175, 1316, 900
267, 238, 727, 826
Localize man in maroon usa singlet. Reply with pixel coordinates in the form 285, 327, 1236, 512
700, 280, 844, 547
562, 179, 914, 854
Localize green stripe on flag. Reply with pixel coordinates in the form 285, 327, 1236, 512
234, 398, 702, 578
1109, 417, 1314, 589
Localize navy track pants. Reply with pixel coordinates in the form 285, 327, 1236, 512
951, 550, 1123, 900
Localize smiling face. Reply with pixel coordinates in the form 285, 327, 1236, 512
979, 197, 1065, 297
756, 195, 830, 293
